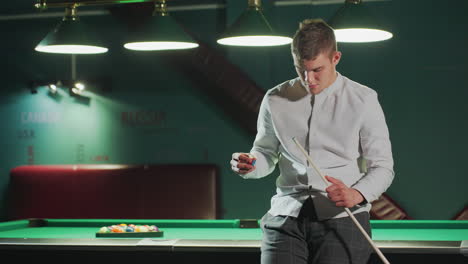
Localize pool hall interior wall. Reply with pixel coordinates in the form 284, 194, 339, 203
0, 0, 467, 221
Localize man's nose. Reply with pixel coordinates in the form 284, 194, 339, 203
306, 72, 316, 83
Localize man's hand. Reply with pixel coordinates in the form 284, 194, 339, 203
325, 175, 364, 208
230, 153, 256, 175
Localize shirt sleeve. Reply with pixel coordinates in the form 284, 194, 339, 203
352, 92, 394, 203
240, 94, 280, 179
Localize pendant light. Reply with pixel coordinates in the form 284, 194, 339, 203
217, 0, 292, 47
123, 0, 199, 51
35, 4, 108, 54
329, 0, 393, 43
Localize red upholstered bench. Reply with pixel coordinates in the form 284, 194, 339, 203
453, 206, 468, 220
8, 164, 219, 220
370, 192, 411, 220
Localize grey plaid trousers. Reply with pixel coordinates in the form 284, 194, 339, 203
260, 198, 373, 264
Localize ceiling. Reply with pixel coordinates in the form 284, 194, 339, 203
0, 0, 217, 14
0, 0, 390, 16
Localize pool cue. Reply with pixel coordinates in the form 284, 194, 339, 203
292, 137, 390, 264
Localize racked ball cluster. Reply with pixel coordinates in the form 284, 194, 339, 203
98, 223, 159, 233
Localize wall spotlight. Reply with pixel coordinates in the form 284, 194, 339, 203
70, 87, 80, 95
74, 82, 85, 91
48, 84, 58, 94
29, 78, 106, 98
30, 86, 38, 94
70, 81, 85, 96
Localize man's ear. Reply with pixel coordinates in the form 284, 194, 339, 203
333, 51, 342, 65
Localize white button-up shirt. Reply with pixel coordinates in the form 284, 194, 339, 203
242, 73, 394, 220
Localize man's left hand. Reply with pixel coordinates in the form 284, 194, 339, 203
325, 175, 364, 208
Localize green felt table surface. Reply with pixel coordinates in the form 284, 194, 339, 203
0, 219, 467, 242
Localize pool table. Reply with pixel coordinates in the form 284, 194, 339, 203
0, 219, 467, 263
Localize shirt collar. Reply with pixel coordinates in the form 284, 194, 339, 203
316, 72, 343, 98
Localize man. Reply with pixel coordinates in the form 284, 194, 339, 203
230, 19, 394, 264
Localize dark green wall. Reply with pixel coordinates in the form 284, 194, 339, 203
0, 0, 467, 220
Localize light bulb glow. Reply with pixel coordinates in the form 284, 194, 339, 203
217, 36, 292, 47
48, 84, 57, 93
124, 42, 199, 51
75, 82, 85, 90
334, 28, 393, 43
71, 87, 81, 94
35, 45, 108, 54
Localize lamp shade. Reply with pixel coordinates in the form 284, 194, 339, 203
329, 1, 392, 43
35, 17, 108, 54
217, 6, 292, 47
124, 14, 199, 51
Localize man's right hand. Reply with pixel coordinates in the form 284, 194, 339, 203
230, 153, 256, 175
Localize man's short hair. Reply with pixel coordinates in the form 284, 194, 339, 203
291, 19, 337, 60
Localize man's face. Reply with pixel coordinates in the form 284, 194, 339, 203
294, 51, 341, 95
